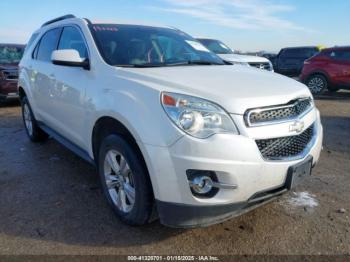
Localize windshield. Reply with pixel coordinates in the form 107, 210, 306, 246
90, 24, 224, 67
0, 45, 24, 64
197, 39, 234, 55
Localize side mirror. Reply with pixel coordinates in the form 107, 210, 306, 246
51, 49, 90, 70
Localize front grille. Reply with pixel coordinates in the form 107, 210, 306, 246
256, 124, 314, 160
246, 98, 312, 126
2, 70, 18, 81
248, 62, 271, 71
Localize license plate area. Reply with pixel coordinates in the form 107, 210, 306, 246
286, 156, 313, 190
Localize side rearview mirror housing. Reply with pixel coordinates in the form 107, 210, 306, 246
51, 49, 90, 70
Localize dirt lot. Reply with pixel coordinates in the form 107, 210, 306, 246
0, 92, 349, 255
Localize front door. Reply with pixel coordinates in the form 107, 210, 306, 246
47, 26, 91, 149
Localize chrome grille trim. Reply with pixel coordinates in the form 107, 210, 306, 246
244, 97, 313, 127
256, 123, 316, 161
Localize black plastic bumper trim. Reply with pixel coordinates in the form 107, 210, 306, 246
157, 156, 314, 228
156, 190, 285, 228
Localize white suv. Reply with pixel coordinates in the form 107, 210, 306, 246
19, 15, 323, 228
196, 38, 274, 71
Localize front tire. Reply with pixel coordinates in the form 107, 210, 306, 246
306, 74, 328, 95
98, 134, 154, 226
21, 97, 48, 142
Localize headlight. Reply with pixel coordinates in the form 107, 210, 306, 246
161, 92, 239, 138
309, 96, 315, 107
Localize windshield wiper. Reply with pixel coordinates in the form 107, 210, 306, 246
114, 60, 224, 68
188, 60, 223, 65
115, 63, 166, 68
165, 60, 224, 66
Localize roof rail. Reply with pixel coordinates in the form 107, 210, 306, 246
41, 14, 76, 27
83, 18, 92, 25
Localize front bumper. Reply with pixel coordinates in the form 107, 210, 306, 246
0, 80, 19, 101
0, 93, 19, 101
143, 109, 323, 227
157, 155, 315, 228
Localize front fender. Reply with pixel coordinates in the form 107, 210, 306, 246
85, 79, 184, 158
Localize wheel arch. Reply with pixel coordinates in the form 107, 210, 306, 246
18, 86, 26, 100
305, 70, 331, 84
92, 116, 139, 162
91, 116, 156, 199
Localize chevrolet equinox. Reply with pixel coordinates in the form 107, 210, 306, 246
18, 15, 323, 228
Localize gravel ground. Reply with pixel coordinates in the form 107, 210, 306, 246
0, 91, 349, 255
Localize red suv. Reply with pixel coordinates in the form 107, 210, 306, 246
0, 44, 25, 103
300, 46, 350, 95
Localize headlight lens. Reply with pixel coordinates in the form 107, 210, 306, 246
161, 92, 239, 138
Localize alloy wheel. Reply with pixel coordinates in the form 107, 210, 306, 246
308, 76, 325, 94
103, 150, 136, 213
23, 104, 33, 136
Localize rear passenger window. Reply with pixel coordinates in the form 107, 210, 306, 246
58, 27, 88, 58
36, 28, 62, 62
331, 50, 350, 61
341, 51, 350, 60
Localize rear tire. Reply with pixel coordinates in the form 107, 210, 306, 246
306, 74, 328, 95
98, 134, 154, 226
21, 97, 48, 142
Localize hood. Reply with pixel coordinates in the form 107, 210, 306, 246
217, 54, 245, 63
0, 63, 19, 71
118, 65, 311, 114
218, 54, 270, 64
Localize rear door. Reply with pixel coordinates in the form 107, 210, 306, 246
278, 49, 297, 73
31, 28, 62, 125
329, 50, 350, 86
278, 48, 318, 75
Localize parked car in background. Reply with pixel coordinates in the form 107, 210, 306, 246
0, 44, 25, 103
19, 15, 322, 228
275, 46, 323, 77
261, 53, 278, 68
300, 46, 350, 94
196, 38, 274, 71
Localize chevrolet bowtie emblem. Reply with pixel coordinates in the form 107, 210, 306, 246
289, 120, 305, 133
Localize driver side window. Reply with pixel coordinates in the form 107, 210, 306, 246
58, 26, 88, 59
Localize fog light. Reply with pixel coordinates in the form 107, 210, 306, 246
189, 176, 213, 194
187, 170, 238, 198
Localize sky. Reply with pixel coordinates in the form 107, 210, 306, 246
0, 0, 349, 52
